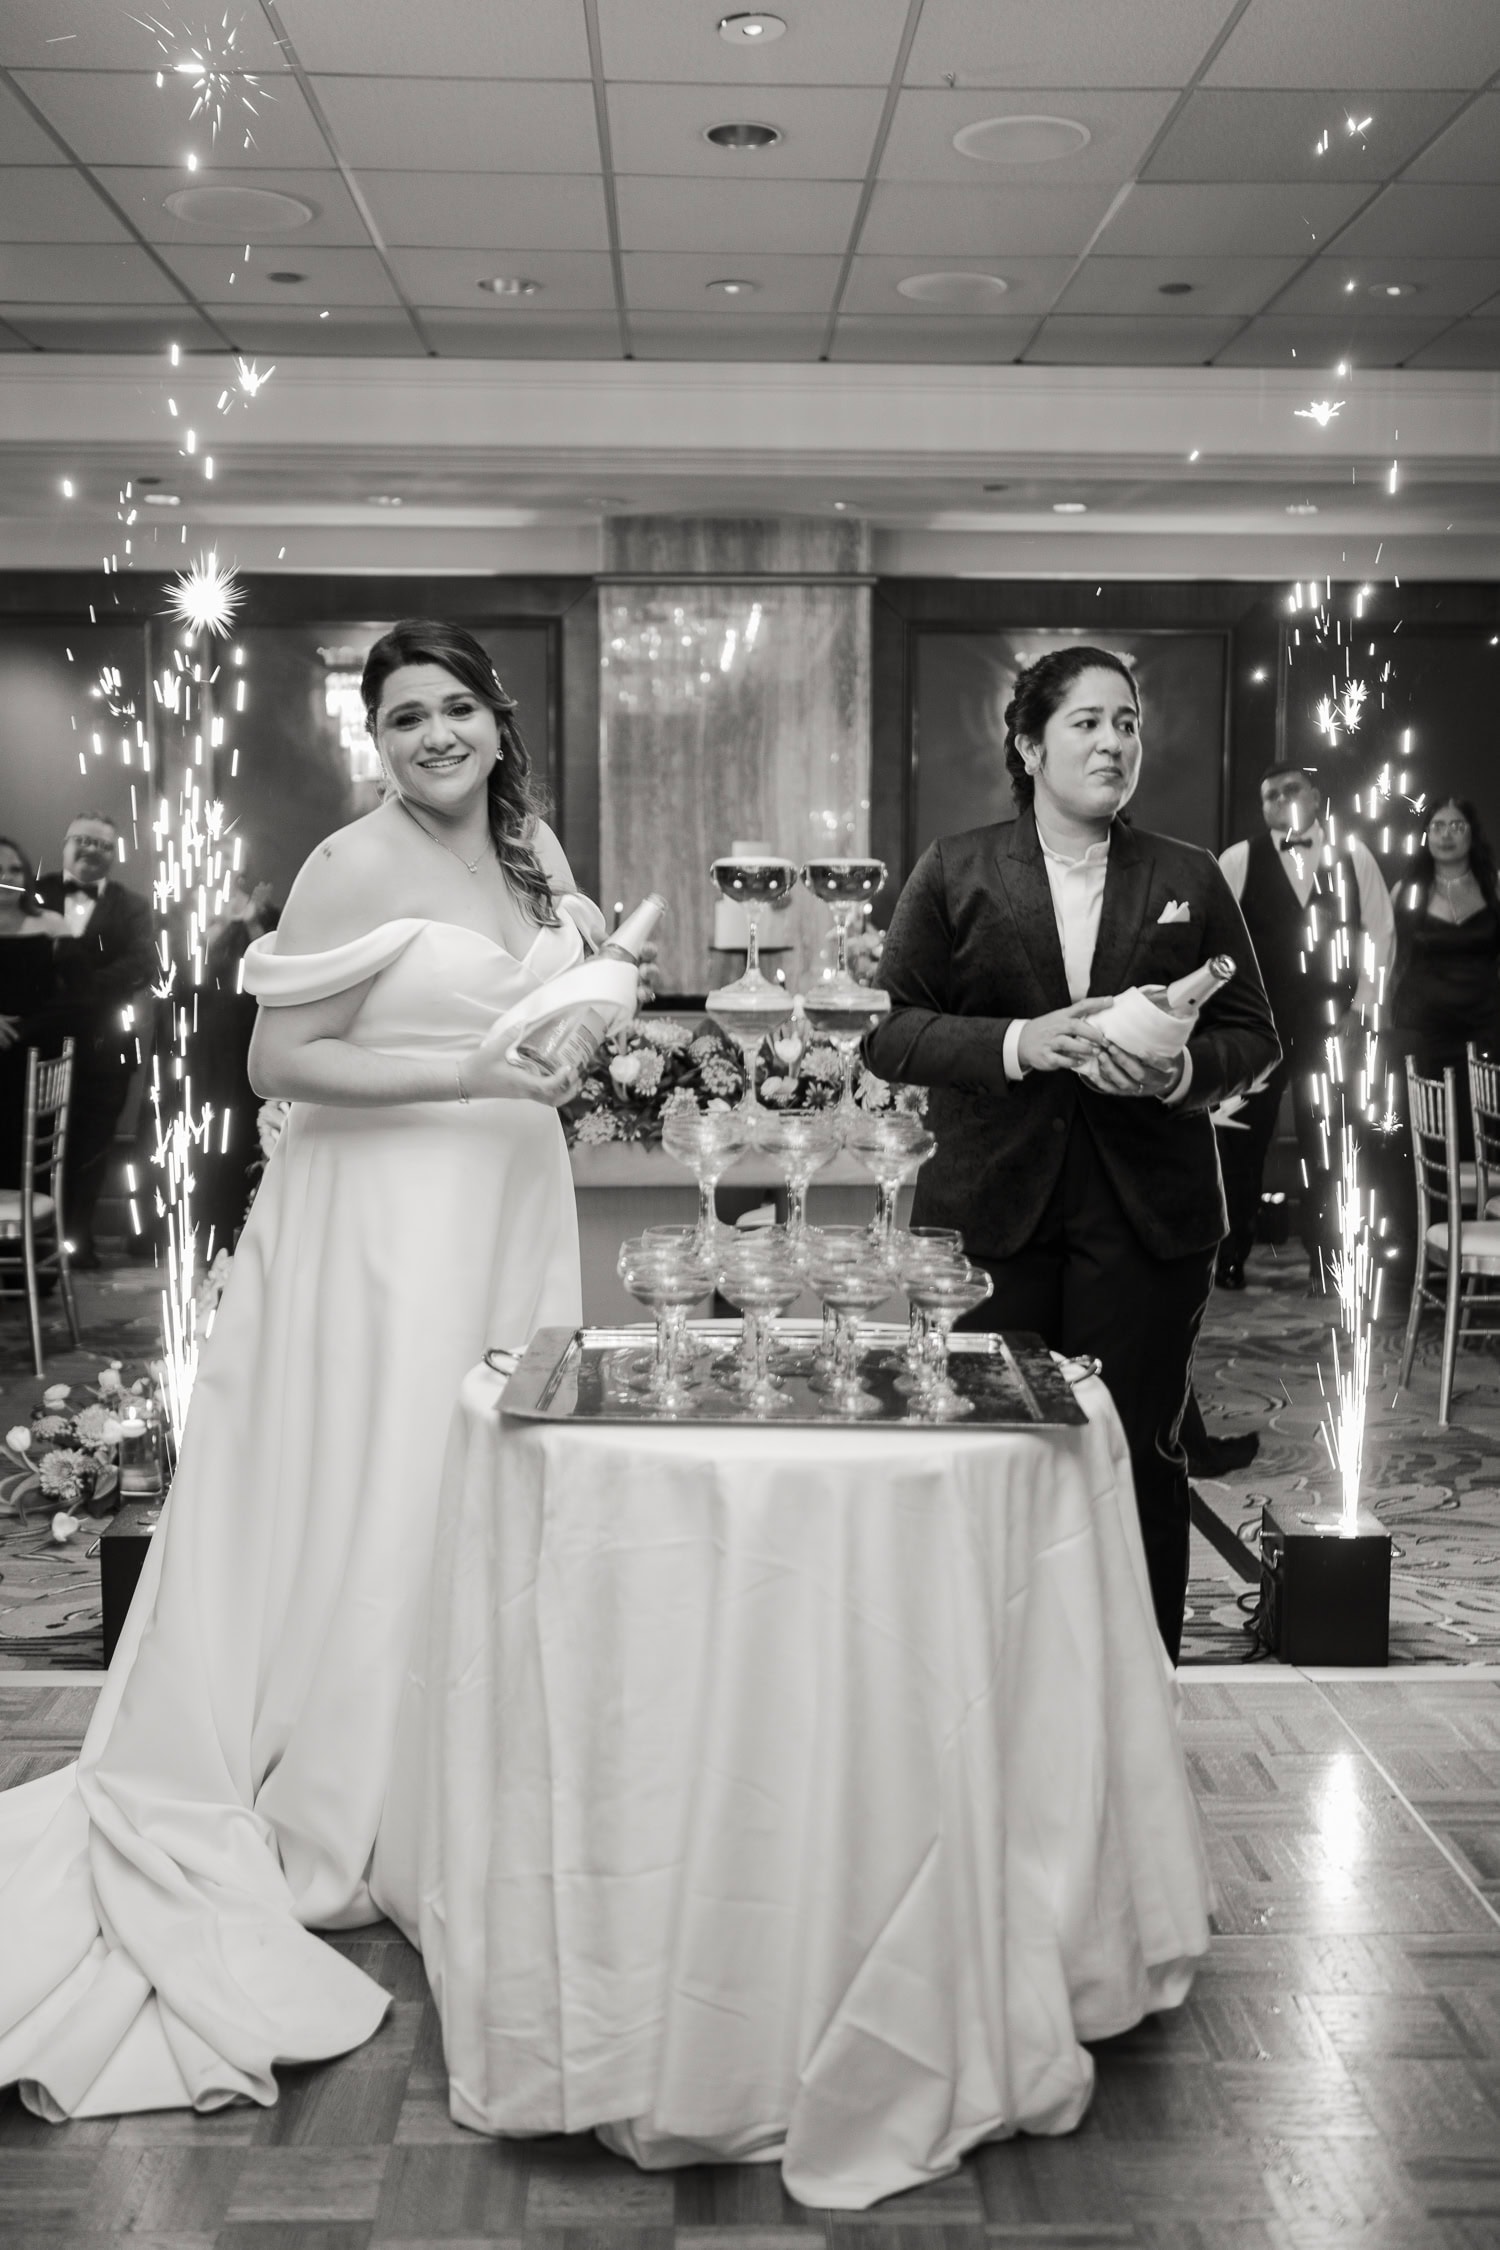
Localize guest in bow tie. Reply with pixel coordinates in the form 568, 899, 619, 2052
33, 811, 155, 1268
1217, 765, 1394, 1291
868, 647, 1278, 1661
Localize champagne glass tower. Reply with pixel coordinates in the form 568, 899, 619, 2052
800, 856, 892, 1120
705, 851, 800, 1106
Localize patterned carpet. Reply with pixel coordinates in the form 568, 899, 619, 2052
2, 1245, 1497, 1670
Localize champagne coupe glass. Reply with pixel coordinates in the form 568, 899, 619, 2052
800, 982, 892, 1124
803, 1235, 899, 1417
843, 1112, 937, 1247
801, 857, 887, 990
706, 855, 800, 1107
794, 1221, 878, 1377
661, 1105, 753, 1256
907, 1262, 995, 1419
885, 1225, 965, 1381
713, 1233, 803, 1413
753, 1108, 842, 1247
617, 1235, 713, 1412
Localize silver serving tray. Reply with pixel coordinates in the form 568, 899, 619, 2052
496, 1323, 1088, 1429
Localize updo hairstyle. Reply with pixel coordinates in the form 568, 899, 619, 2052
1003, 644, 1140, 810
361, 618, 559, 926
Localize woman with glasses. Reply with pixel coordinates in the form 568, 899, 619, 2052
1389, 796, 1500, 1153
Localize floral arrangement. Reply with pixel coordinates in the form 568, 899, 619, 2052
0, 1364, 161, 1542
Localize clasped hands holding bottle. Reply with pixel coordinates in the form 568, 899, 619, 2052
1017, 997, 1184, 1099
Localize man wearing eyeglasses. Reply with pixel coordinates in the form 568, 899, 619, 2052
1217, 764, 1394, 1292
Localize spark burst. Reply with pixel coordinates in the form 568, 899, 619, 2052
1295, 400, 1345, 427
135, 10, 271, 149
166, 551, 243, 639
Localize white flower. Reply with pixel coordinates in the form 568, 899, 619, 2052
97, 1366, 124, 1397
573, 1107, 622, 1145
771, 1034, 804, 1066
50, 1511, 81, 1543
608, 1053, 643, 1092
100, 1416, 124, 1446
72, 1404, 115, 1447
257, 1097, 292, 1160
5, 1425, 30, 1452
42, 1384, 71, 1408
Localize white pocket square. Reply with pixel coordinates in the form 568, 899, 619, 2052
1157, 899, 1191, 923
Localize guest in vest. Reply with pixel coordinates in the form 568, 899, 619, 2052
1217, 764, 1394, 1290
33, 811, 155, 1267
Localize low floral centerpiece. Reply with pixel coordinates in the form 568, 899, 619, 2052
0, 1364, 163, 1542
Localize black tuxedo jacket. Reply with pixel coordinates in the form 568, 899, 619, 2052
35, 873, 155, 1073
866, 811, 1281, 1262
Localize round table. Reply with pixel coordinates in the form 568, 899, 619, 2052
373, 1353, 1211, 2209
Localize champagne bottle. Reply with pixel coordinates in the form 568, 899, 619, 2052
1153, 954, 1236, 1016
513, 893, 665, 1075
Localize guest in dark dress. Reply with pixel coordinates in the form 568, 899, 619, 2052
0, 835, 60, 1189
192, 870, 281, 1252
1389, 797, 1500, 1156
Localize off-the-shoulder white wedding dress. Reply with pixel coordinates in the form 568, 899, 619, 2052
0, 913, 589, 2119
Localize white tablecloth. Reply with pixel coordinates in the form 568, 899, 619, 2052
373, 1355, 1211, 2209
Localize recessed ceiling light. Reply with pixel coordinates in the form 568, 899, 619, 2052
1158, 281, 1194, 297
707, 278, 758, 296
368, 494, 403, 507
478, 275, 540, 296
1369, 280, 1417, 298
163, 185, 313, 231
1053, 501, 1087, 514
705, 120, 781, 150
267, 270, 305, 284
832, 500, 847, 511
1285, 502, 1319, 515
143, 492, 181, 506
982, 481, 1009, 492
897, 270, 1009, 307
718, 11, 786, 41
953, 115, 1091, 165
136, 474, 161, 486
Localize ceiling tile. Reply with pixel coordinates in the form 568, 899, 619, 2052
1055, 254, 1300, 317
1213, 313, 1454, 366
10, 69, 328, 168
274, 0, 592, 77
0, 241, 185, 303
1336, 185, 1500, 260
201, 305, 423, 356
1205, 0, 1500, 88
628, 313, 829, 359
1096, 182, 1370, 257
158, 245, 403, 309
1405, 93, 1500, 182
0, 3, 287, 71
92, 167, 363, 247
840, 254, 1075, 316
606, 83, 884, 179
859, 182, 1116, 256
1142, 89, 1469, 185
0, 76, 67, 161
358, 173, 609, 252
830, 315, 1038, 362
311, 77, 601, 174
616, 177, 862, 254
1402, 317, 1500, 369
879, 89, 1176, 186
906, 0, 1238, 89
596, 0, 910, 87
1025, 314, 1243, 364
621, 252, 841, 314
1273, 257, 1500, 318
420, 310, 623, 358
2, 306, 226, 351
387, 248, 616, 311
0, 166, 129, 242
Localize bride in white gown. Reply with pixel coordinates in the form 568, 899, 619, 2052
0, 620, 603, 2119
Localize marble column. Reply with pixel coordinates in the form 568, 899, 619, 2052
598, 518, 872, 995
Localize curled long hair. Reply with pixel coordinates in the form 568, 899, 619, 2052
1405, 796, 1500, 915
361, 619, 559, 927
1003, 644, 1140, 810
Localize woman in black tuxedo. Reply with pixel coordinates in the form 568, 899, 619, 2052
868, 648, 1279, 1661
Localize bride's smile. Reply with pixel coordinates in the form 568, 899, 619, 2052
376, 662, 501, 810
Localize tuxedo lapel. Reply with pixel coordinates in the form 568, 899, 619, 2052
998, 811, 1070, 1011
1088, 822, 1154, 999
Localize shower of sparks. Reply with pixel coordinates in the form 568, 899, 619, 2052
233, 356, 273, 399
1295, 400, 1345, 427
1318, 1122, 1380, 1533
135, 10, 272, 149
1340, 678, 1368, 732
1346, 114, 1373, 140
166, 551, 243, 639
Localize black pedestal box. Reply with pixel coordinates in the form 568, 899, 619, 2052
100, 1502, 163, 1667
1259, 1499, 1391, 1666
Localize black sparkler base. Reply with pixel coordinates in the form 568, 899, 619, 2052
1257, 1499, 1391, 1667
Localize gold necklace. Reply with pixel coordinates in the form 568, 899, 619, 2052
397, 796, 492, 876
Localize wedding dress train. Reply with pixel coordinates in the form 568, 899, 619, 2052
0, 913, 589, 2118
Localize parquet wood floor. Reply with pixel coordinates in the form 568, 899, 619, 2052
4, 1674, 1500, 2249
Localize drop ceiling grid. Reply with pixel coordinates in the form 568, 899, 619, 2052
0, 0, 1493, 364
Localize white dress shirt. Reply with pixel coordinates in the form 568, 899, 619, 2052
1002, 828, 1191, 1101
62, 878, 105, 937
1218, 822, 1394, 1013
